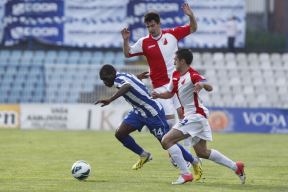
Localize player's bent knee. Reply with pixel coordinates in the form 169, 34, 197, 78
161, 136, 176, 150
160, 143, 166, 150
115, 130, 125, 140
161, 137, 170, 150
114, 131, 120, 140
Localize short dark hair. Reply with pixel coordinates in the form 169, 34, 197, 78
99, 64, 116, 79
175, 49, 193, 65
144, 12, 160, 24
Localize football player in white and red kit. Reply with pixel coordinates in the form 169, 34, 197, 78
121, 2, 197, 160
152, 49, 246, 185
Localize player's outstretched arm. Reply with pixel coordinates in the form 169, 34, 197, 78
193, 82, 213, 94
94, 84, 132, 107
109, 83, 132, 102
94, 99, 111, 107
121, 28, 131, 57
182, 3, 197, 33
151, 91, 174, 99
204, 83, 213, 92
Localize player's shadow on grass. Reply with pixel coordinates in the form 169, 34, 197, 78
84, 179, 108, 183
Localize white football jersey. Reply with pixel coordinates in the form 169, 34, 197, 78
168, 67, 209, 118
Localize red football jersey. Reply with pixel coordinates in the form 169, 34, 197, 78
128, 25, 191, 88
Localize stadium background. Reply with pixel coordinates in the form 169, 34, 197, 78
0, 0, 287, 133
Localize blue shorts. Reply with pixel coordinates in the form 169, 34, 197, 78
123, 109, 169, 141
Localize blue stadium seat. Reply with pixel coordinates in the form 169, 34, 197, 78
91, 51, 104, 64
34, 50, 45, 58
82, 51, 93, 58
22, 50, 34, 59
19, 57, 32, 65
114, 52, 125, 65
69, 51, 81, 58
67, 57, 79, 64
46, 50, 57, 58
0, 50, 11, 59
7, 57, 20, 65
114, 57, 125, 65
78, 57, 91, 64
10, 50, 22, 59
31, 57, 44, 65
43, 57, 55, 64
55, 57, 68, 64
0, 57, 9, 65
102, 51, 115, 63
58, 50, 69, 58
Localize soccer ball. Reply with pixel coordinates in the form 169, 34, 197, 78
71, 160, 91, 180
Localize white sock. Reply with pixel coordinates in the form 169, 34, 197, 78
167, 145, 190, 174
140, 151, 149, 157
167, 118, 175, 129
183, 137, 192, 152
208, 149, 237, 171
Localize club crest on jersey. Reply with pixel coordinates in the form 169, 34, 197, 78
163, 38, 168, 45
181, 79, 186, 85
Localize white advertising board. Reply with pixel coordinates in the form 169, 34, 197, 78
20, 103, 131, 131
20, 104, 90, 130
90, 103, 130, 131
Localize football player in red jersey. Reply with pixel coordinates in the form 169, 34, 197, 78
121, 2, 197, 163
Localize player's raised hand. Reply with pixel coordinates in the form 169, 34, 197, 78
136, 71, 149, 80
94, 99, 111, 107
182, 2, 193, 17
121, 28, 130, 40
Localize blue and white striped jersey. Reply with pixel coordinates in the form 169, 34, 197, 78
114, 72, 163, 118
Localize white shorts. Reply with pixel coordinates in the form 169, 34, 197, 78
174, 114, 213, 146
154, 85, 181, 116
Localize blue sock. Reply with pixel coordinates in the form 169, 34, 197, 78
118, 135, 144, 155
177, 143, 195, 163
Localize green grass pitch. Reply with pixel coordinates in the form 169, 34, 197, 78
0, 129, 288, 192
